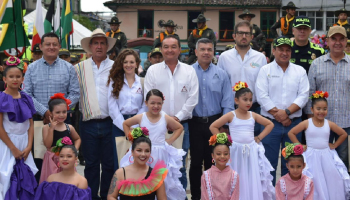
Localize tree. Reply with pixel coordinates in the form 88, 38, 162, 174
73, 15, 97, 31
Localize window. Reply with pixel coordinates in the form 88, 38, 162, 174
326, 11, 337, 29
138, 10, 154, 38
281, 11, 324, 30
219, 11, 234, 41
260, 11, 276, 40
187, 11, 202, 37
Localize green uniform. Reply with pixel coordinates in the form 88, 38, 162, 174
290, 41, 325, 74
271, 16, 296, 38
251, 24, 266, 51
187, 28, 216, 64
153, 32, 180, 48
106, 31, 128, 51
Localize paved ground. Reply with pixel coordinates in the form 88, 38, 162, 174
76, 152, 282, 199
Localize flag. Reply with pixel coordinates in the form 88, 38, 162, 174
31, 0, 44, 50
143, 27, 147, 37
0, 0, 30, 51
223, 29, 227, 39
54, 0, 60, 35
44, 0, 55, 33
61, 0, 73, 49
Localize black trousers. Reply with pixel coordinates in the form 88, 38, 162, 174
188, 114, 220, 199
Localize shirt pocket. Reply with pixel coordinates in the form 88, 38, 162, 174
209, 77, 222, 93
178, 81, 189, 94
51, 74, 65, 91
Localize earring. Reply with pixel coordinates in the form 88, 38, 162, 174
20, 83, 25, 90
147, 156, 154, 164
212, 159, 215, 164
129, 155, 134, 163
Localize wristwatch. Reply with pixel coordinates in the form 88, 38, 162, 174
285, 109, 291, 116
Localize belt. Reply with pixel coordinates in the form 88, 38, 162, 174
88, 117, 111, 122
192, 113, 222, 124
265, 116, 301, 123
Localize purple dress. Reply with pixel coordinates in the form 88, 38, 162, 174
34, 181, 92, 200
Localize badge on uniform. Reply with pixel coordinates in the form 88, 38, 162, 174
136, 88, 142, 94
117, 36, 121, 40
207, 33, 210, 36
253, 29, 256, 34
181, 86, 187, 92
311, 53, 316, 60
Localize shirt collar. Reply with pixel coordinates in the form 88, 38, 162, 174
325, 52, 349, 63
211, 165, 231, 173
123, 74, 140, 85
42, 56, 59, 65
233, 46, 252, 56
273, 60, 291, 70
194, 61, 213, 71
90, 56, 110, 66
163, 60, 181, 69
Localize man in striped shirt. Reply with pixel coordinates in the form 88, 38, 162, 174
306, 26, 350, 169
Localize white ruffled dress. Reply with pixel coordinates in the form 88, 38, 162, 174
302, 118, 350, 200
228, 111, 275, 200
119, 111, 186, 200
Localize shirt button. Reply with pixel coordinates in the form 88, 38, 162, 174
203, 88, 205, 89
203, 79, 205, 80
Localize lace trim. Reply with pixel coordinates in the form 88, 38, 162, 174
204, 171, 214, 200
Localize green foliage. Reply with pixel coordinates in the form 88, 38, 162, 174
73, 15, 97, 31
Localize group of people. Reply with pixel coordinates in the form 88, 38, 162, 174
0, 1, 350, 200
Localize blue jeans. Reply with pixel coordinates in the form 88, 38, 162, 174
329, 127, 350, 169
261, 117, 302, 185
112, 114, 135, 172
80, 117, 114, 200
179, 122, 189, 191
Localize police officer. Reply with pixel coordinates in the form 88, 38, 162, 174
187, 14, 216, 65
333, 8, 350, 39
58, 48, 71, 62
106, 17, 127, 53
153, 20, 180, 48
291, 16, 324, 74
271, 1, 299, 38
31, 44, 43, 62
239, 9, 266, 52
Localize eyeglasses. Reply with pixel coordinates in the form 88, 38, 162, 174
236, 31, 252, 37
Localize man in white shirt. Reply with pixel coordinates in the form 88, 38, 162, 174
218, 20, 267, 136
255, 36, 309, 185
144, 35, 199, 192
77, 29, 116, 200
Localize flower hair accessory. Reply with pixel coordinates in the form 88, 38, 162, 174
50, 93, 72, 110
310, 90, 328, 99
209, 132, 232, 146
52, 136, 73, 156
6, 56, 24, 71
128, 127, 149, 143
233, 81, 248, 92
281, 142, 303, 159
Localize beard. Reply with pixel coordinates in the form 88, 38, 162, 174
236, 43, 250, 48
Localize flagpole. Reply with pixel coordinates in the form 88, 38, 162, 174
59, 0, 62, 43
11, 0, 18, 56
22, 1, 27, 58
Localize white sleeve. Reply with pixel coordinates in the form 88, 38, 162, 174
293, 69, 310, 108
108, 81, 126, 131
255, 66, 276, 112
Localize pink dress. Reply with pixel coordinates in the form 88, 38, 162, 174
201, 165, 239, 200
275, 173, 314, 200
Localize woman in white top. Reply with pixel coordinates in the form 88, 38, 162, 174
107, 49, 147, 172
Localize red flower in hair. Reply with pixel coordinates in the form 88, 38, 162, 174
50, 93, 72, 110
324, 92, 329, 98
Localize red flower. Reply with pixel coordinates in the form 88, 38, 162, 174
50, 93, 72, 110
324, 91, 329, 98
293, 144, 304, 155
245, 82, 248, 88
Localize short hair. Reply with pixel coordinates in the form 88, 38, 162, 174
195, 38, 214, 50
161, 35, 181, 48
41, 32, 59, 44
234, 20, 253, 34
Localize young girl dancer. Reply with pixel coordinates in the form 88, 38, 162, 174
119, 89, 186, 200
40, 93, 81, 183
201, 132, 239, 200
276, 142, 314, 199
288, 91, 350, 200
0, 56, 38, 198
35, 145, 91, 199
210, 81, 275, 200
107, 128, 167, 200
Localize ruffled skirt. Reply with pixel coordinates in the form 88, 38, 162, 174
39, 150, 62, 183
229, 140, 275, 200
303, 147, 350, 200
0, 132, 38, 197
120, 142, 187, 200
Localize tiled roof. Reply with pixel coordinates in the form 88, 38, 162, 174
105, 0, 280, 6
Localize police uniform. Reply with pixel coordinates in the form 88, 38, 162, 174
187, 14, 216, 65
271, 1, 299, 38
290, 16, 325, 74
153, 20, 180, 48
332, 8, 350, 39
106, 17, 127, 52
239, 9, 266, 51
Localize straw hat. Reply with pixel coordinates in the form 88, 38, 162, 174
81, 28, 117, 54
